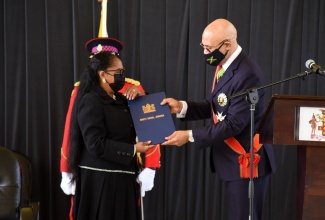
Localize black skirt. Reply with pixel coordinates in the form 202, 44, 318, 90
73, 168, 140, 220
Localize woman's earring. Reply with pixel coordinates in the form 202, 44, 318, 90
102, 78, 107, 83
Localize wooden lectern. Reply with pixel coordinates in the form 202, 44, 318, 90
258, 94, 325, 220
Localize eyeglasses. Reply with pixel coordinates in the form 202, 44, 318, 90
105, 68, 125, 76
200, 39, 228, 53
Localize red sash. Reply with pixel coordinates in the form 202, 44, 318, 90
212, 109, 262, 178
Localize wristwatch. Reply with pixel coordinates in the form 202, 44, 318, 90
188, 130, 194, 142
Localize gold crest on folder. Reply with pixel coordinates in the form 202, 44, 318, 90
142, 104, 156, 114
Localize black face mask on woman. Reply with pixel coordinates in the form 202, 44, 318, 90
204, 42, 228, 66
109, 73, 125, 92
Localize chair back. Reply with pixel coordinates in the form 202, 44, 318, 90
12, 150, 33, 207
0, 146, 22, 219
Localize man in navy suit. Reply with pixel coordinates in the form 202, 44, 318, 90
161, 18, 276, 220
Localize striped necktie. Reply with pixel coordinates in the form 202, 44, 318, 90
211, 65, 224, 92
217, 67, 225, 82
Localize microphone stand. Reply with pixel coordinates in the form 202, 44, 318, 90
230, 69, 313, 220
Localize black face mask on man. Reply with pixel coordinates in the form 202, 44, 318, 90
204, 41, 228, 66
109, 73, 125, 92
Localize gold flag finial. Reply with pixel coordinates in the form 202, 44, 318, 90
98, 0, 108, 38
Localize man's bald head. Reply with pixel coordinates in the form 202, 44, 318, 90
203, 18, 237, 45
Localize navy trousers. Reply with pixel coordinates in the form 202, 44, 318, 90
225, 174, 271, 220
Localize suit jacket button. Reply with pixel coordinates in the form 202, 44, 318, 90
117, 151, 121, 155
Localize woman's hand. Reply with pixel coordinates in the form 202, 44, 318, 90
123, 85, 146, 100
135, 141, 154, 153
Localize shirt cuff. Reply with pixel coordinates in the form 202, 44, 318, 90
188, 130, 194, 142
176, 101, 188, 118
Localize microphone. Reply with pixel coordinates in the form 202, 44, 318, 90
305, 59, 325, 76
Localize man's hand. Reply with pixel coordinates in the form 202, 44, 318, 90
160, 98, 183, 114
161, 130, 190, 146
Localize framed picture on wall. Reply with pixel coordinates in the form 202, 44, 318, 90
297, 107, 325, 142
